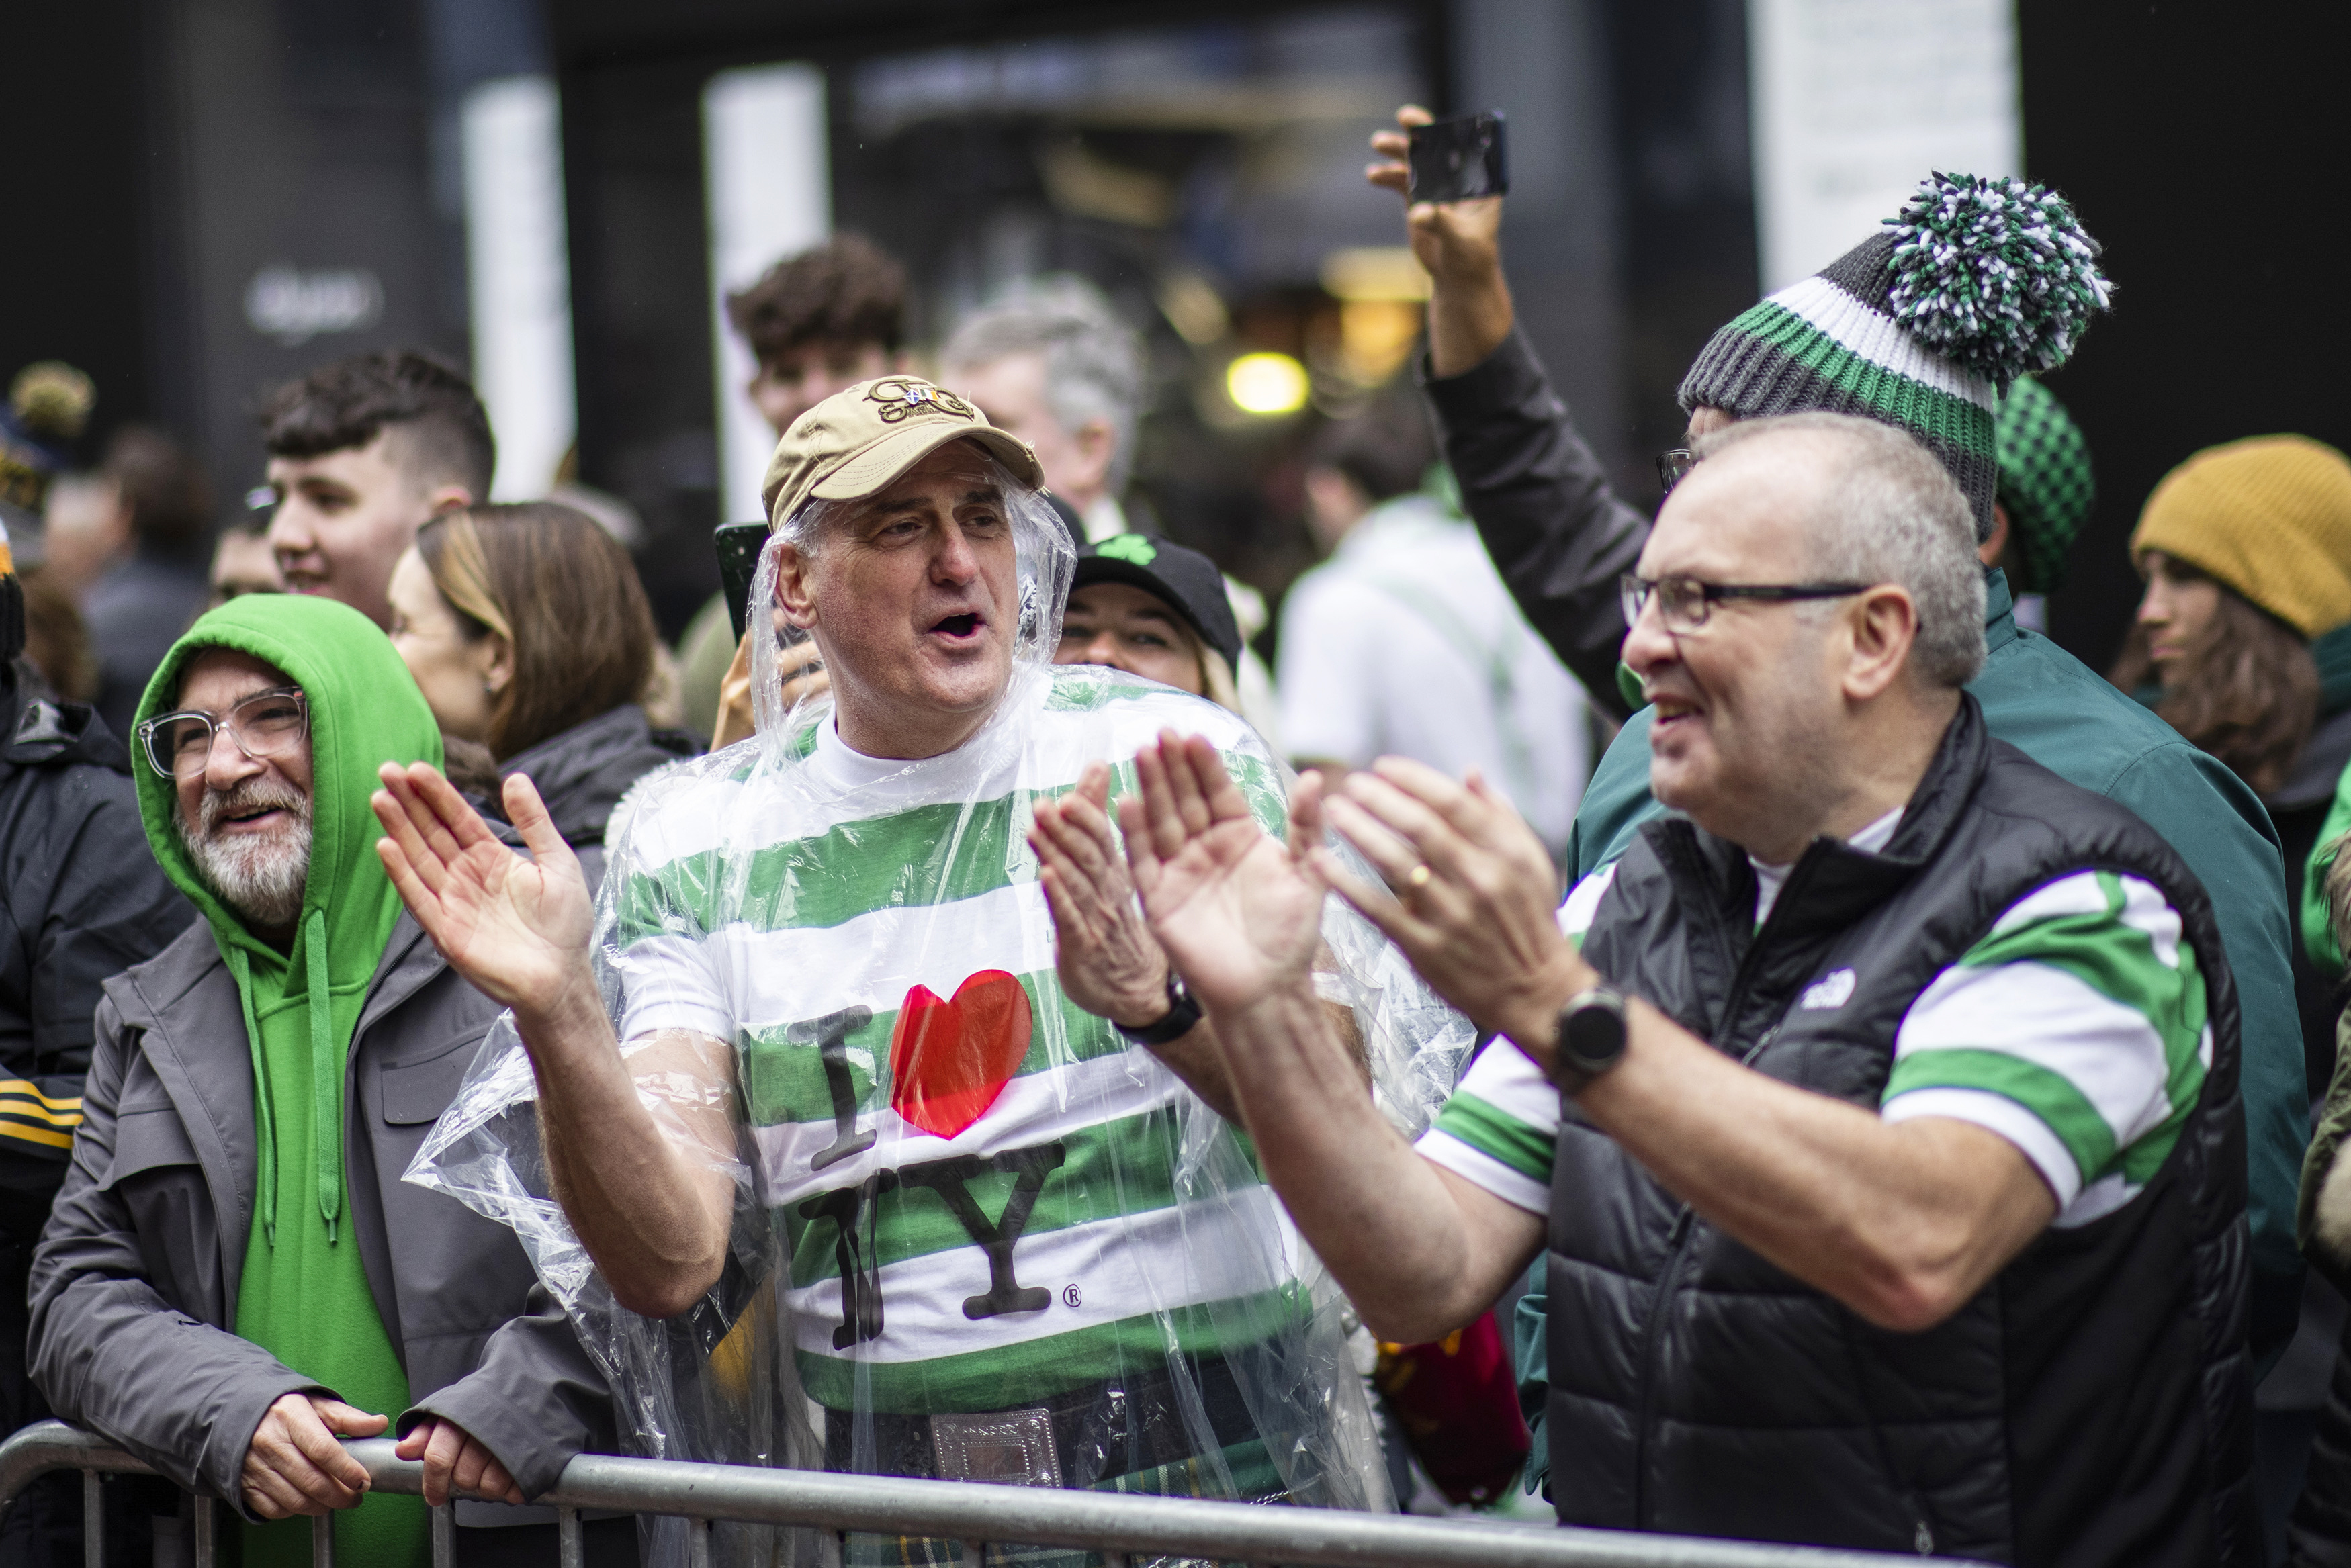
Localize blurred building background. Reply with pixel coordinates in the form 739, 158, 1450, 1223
5, 0, 2345, 663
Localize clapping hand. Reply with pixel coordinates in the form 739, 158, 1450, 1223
371, 764, 595, 1025
1116, 731, 1329, 1017
1028, 761, 1173, 1029
1315, 758, 1583, 1053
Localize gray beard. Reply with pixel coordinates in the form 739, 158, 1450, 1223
176, 779, 313, 932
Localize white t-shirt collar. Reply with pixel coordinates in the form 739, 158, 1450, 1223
1750, 805, 1905, 925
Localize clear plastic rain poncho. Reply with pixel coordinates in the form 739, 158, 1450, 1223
410, 459, 1476, 1566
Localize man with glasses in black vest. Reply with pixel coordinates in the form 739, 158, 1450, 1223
1112, 414, 2255, 1565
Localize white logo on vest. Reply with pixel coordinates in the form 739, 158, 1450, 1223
1800, 968, 1857, 1010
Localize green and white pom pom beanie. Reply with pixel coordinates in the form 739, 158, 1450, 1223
1678, 172, 2113, 541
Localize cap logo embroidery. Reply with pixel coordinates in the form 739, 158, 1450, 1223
867, 377, 975, 424
1096, 535, 1157, 566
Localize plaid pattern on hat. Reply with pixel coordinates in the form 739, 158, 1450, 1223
1995, 377, 2095, 595
1679, 174, 2111, 543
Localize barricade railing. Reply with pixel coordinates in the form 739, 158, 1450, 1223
0, 1419, 1963, 1568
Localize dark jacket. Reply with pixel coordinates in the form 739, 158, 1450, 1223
2244, 621, 2351, 1103
0, 670, 192, 1087
0, 669, 191, 1436
80, 555, 209, 741
500, 703, 699, 860
1417, 330, 2311, 1429
1555, 697, 2254, 1565
26, 914, 621, 1524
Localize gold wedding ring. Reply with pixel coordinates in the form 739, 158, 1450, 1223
1407, 864, 1433, 890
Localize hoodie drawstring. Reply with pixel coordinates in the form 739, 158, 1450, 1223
224, 946, 277, 1248
232, 909, 343, 1248
306, 907, 341, 1244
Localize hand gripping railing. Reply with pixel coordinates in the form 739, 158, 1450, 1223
0, 1419, 1966, 1568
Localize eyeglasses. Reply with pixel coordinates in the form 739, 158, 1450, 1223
1656, 449, 1697, 494
138, 686, 310, 781
1620, 574, 1875, 634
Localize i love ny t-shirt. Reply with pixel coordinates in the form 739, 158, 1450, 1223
609, 665, 1293, 1416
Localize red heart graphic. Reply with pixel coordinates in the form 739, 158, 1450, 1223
889, 970, 1035, 1139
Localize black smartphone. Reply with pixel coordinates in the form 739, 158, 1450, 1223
715, 521, 768, 641
1407, 111, 1509, 204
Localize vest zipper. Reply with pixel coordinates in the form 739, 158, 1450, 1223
1837, 1303, 1941, 1554
1628, 1204, 1697, 1528
1628, 837, 1821, 1525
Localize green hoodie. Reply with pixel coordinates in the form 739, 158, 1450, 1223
135, 594, 441, 1567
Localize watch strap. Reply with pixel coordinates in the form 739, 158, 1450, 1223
1118, 974, 1203, 1046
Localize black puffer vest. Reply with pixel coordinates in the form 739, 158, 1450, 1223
1550, 696, 2255, 1565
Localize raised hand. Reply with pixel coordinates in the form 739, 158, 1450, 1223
714, 619, 827, 749
1366, 104, 1511, 375
1116, 731, 1327, 1017
1029, 761, 1172, 1027
1315, 758, 1582, 1050
372, 763, 595, 1021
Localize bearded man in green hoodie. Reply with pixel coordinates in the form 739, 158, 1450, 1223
27, 594, 631, 1567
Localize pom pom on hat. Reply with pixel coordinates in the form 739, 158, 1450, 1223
1884, 173, 2114, 391
0, 361, 94, 513
1678, 170, 2113, 542
9, 362, 95, 441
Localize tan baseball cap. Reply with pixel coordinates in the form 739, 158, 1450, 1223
760, 375, 1045, 533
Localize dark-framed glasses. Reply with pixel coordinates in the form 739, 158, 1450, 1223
138, 686, 310, 781
1656, 448, 1698, 494
1620, 573, 1875, 634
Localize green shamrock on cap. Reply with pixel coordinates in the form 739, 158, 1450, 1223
1096, 535, 1158, 566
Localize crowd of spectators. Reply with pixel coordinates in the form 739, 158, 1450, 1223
0, 92, 2348, 1568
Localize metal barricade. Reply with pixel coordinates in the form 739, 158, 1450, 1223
0, 1420, 1964, 1568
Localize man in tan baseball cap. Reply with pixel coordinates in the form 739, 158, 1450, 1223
371, 371, 1454, 1522
710, 376, 1042, 745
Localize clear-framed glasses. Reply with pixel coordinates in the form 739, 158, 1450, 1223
137, 686, 310, 781
1620, 573, 1875, 634
1656, 448, 1698, 495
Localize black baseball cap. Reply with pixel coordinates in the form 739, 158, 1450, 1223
1070, 534, 1244, 667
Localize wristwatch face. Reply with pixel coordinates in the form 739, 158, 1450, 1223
1559, 989, 1627, 1075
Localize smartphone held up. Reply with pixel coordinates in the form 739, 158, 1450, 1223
1407, 111, 1509, 205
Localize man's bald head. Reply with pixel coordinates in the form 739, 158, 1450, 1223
1691, 414, 1986, 689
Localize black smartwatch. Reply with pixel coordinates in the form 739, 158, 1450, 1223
1117, 972, 1203, 1046
1550, 984, 1628, 1095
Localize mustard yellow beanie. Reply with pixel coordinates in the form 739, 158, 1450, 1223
2131, 435, 2351, 637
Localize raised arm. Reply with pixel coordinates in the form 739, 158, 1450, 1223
372, 763, 734, 1318
1113, 733, 1543, 1341
1370, 105, 1649, 714
1316, 759, 2056, 1332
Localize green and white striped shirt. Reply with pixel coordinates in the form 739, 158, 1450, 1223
1419, 859, 2211, 1229
612, 665, 1294, 1414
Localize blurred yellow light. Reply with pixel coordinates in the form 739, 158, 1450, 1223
1320, 246, 1431, 302
1226, 353, 1310, 416
1340, 299, 1424, 386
